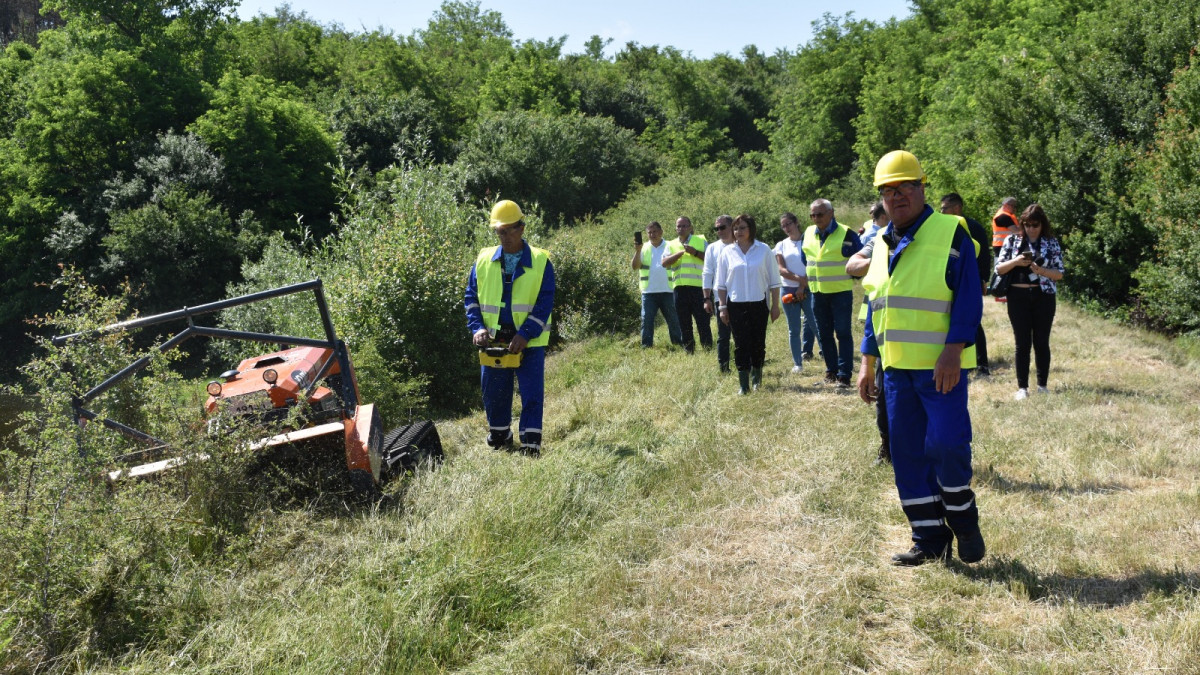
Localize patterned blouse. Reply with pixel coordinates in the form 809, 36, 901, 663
995, 234, 1065, 294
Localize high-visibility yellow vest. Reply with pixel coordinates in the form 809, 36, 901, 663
802, 224, 854, 293
474, 244, 552, 347
860, 215, 980, 322
638, 244, 664, 292
991, 206, 1019, 248
864, 212, 976, 370
665, 235, 706, 287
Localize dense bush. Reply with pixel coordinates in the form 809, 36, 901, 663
1132, 48, 1200, 335
455, 110, 656, 226
0, 271, 265, 666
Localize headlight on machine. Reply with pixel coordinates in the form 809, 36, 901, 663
263, 368, 278, 385
206, 381, 222, 397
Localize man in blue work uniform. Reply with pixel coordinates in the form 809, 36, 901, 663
464, 200, 556, 457
857, 151, 986, 566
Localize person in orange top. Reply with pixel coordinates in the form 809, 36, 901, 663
991, 198, 1020, 257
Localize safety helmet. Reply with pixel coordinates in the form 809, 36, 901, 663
873, 150, 926, 187
489, 200, 524, 228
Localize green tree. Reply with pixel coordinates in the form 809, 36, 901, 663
188, 71, 338, 237
455, 110, 655, 225
762, 15, 876, 197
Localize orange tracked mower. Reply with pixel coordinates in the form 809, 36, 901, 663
52, 279, 441, 493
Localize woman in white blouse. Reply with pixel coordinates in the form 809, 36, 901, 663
717, 214, 782, 394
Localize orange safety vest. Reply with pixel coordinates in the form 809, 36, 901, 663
991, 206, 1019, 248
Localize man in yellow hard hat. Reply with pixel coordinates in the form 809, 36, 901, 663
464, 200, 556, 456
857, 150, 985, 566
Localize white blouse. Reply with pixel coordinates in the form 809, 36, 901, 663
716, 240, 782, 303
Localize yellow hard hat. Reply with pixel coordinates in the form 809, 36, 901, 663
489, 200, 524, 228
873, 150, 926, 187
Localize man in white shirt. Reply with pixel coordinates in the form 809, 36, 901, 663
632, 221, 683, 348
702, 214, 736, 372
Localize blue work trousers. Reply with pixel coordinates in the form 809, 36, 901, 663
812, 290, 854, 379
780, 290, 805, 367
641, 292, 682, 347
884, 368, 979, 553
481, 347, 545, 447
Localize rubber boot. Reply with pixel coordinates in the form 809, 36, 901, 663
737, 370, 750, 395
750, 366, 762, 391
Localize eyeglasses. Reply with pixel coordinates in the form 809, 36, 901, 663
1024, 222, 1043, 229
878, 180, 922, 199
714, 225, 728, 231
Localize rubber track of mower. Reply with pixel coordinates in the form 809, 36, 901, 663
381, 420, 443, 476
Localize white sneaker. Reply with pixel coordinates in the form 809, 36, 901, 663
1037, 386, 1049, 394
1014, 388, 1029, 401
791, 365, 803, 374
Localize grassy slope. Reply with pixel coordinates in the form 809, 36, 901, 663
113, 288, 1200, 673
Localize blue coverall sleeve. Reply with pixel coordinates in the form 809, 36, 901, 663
517, 259, 556, 342
843, 230, 864, 257
465, 264, 486, 335
946, 229, 982, 346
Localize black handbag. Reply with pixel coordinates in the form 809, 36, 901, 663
988, 270, 1012, 298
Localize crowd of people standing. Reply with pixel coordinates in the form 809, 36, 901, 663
467, 148, 1066, 567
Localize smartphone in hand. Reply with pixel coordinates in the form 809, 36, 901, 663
634, 230, 643, 246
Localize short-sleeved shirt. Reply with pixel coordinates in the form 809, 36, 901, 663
772, 237, 806, 289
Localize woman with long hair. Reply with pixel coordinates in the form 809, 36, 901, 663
717, 214, 782, 394
994, 203, 1065, 400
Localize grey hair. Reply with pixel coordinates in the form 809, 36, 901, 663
810, 198, 833, 214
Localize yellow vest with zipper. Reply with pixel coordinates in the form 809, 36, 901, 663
665, 235, 706, 288
802, 224, 854, 293
475, 245, 551, 347
864, 212, 977, 370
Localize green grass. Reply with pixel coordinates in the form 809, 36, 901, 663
13, 294, 1200, 673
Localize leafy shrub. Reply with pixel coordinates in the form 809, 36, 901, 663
1132, 49, 1200, 335
0, 271, 263, 666
548, 233, 639, 342
455, 110, 655, 226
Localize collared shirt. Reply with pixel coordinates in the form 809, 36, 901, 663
702, 239, 731, 292
464, 240, 556, 342
642, 240, 672, 294
772, 236, 807, 289
797, 219, 864, 269
716, 240, 782, 302
861, 205, 982, 358
995, 234, 1064, 294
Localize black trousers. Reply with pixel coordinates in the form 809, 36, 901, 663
1006, 286, 1056, 388
976, 322, 989, 370
674, 285, 712, 352
727, 300, 768, 371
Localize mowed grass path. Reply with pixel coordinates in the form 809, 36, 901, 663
130, 299, 1200, 673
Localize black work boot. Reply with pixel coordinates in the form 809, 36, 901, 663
737, 370, 750, 395
891, 544, 949, 567
955, 529, 986, 564
486, 429, 513, 449
875, 441, 891, 465
750, 366, 763, 391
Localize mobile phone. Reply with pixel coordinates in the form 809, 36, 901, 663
634, 230, 642, 245
1020, 251, 1033, 260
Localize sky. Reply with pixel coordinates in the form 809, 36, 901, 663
233, 0, 910, 59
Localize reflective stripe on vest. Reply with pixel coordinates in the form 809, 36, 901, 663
865, 212, 976, 370
666, 235, 706, 287
475, 244, 552, 347
991, 207, 1018, 248
638, 246, 660, 291
802, 225, 854, 293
